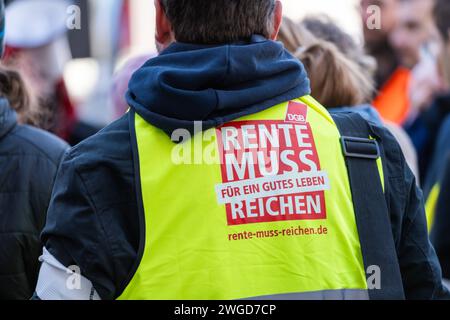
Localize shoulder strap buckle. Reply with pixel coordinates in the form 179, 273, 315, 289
341, 136, 380, 160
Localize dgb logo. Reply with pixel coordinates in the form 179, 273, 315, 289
287, 113, 306, 122
285, 101, 308, 124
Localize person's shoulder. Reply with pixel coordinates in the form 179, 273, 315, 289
331, 109, 404, 167
9, 124, 69, 167
368, 121, 404, 167
64, 114, 132, 174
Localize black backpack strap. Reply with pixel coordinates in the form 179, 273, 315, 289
331, 112, 405, 300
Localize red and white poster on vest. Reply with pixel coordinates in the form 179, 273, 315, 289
216, 101, 330, 226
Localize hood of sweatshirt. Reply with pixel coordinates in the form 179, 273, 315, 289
126, 35, 310, 137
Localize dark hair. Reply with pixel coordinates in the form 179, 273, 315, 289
434, 0, 450, 40
160, 0, 276, 44
276, 16, 375, 107
297, 40, 374, 108
0, 66, 30, 116
0, 65, 43, 126
302, 16, 356, 58
301, 16, 377, 79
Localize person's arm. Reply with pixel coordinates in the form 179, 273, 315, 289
35, 248, 100, 300
35, 151, 118, 300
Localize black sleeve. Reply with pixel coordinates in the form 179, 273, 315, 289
41, 116, 140, 300
41, 152, 118, 300
369, 123, 450, 299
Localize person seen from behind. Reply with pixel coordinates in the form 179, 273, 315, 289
35, 0, 449, 300
421, 0, 450, 283
0, 0, 69, 300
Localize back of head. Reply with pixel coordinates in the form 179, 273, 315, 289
160, 0, 276, 44
275, 15, 374, 108
0, 63, 47, 127
0, 64, 30, 120
302, 16, 377, 76
296, 40, 374, 108
303, 15, 356, 56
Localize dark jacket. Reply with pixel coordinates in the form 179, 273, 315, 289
41, 37, 449, 300
430, 155, 450, 279
426, 115, 450, 279
406, 94, 450, 182
424, 114, 450, 197
0, 98, 69, 299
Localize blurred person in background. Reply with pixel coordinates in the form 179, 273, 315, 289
390, 0, 443, 122
362, 0, 441, 130
390, 0, 438, 71
360, 0, 413, 126
0, 0, 69, 299
3, 0, 76, 141
34, 0, 448, 300
3, 0, 99, 145
302, 16, 377, 75
422, 0, 450, 282
403, 0, 450, 182
360, 0, 401, 90
428, 157, 450, 288
111, 54, 155, 120
426, 117, 450, 280
278, 16, 419, 180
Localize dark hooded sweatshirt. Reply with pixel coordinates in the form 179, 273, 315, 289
42, 37, 449, 300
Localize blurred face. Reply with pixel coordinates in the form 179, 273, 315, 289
360, 0, 398, 49
389, 0, 435, 68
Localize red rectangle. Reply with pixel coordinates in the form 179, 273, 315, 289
285, 101, 308, 124
216, 115, 327, 226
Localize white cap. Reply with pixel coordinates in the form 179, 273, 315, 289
5, 0, 70, 48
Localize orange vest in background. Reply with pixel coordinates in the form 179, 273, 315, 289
373, 67, 412, 125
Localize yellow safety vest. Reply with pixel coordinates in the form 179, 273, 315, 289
118, 96, 370, 300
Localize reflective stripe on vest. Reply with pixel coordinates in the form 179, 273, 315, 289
118, 96, 370, 300
426, 183, 441, 233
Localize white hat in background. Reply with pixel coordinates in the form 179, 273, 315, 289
5, 0, 70, 48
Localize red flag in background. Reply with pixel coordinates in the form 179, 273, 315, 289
119, 0, 131, 52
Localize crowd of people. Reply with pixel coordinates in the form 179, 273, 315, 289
1, 0, 450, 300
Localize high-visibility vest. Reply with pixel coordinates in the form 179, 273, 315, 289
118, 96, 371, 300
